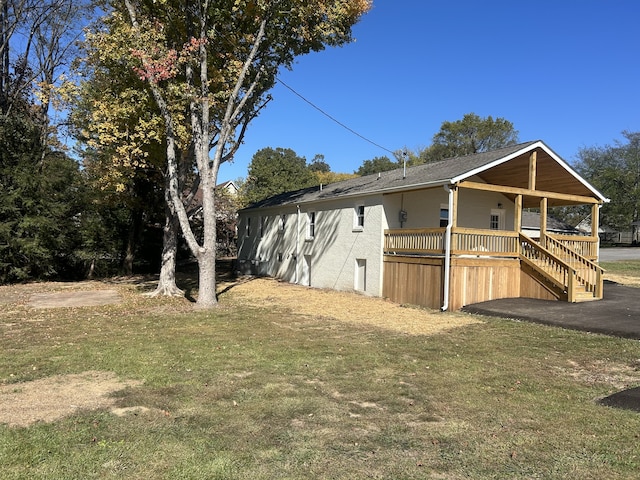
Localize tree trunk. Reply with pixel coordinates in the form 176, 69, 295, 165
195, 246, 217, 308
193, 158, 218, 307
122, 206, 142, 275
146, 205, 184, 297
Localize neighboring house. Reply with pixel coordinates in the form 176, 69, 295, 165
216, 180, 239, 197
575, 215, 622, 244
520, 211, 581, 238
187, 180, 240, 256
238, 141, 609, 311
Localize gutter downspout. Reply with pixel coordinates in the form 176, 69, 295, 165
441, 184, 454, 311
295, 205, 300, 284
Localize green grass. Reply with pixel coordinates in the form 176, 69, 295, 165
601, 259, 640, 278
2, 280, 640, 479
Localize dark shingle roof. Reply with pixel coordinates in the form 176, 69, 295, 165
521, 211, 579, 234
243, 141, 539, 210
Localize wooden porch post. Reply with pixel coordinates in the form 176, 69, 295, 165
450, 186, 458, 251
540, 197, 548, 245
591, 203, 599, 238
514, 194, 522, 233
528, 151, 537, 190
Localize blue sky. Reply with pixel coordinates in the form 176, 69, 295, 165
218, 0, 640, 182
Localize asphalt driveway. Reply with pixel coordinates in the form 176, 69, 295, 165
463, 281, 640, 339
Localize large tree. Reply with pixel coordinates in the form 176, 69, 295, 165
117, 0, 370, 308
355, 155, 398, 176
420, 113, 519, 163
243, 147, 316, 204
0, 98, 84, 283
70, 10, 189, 288
575, 131, 640, 238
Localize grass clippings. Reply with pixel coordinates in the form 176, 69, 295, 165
226, 277, 482, 336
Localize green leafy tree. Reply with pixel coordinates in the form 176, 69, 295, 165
243, 147, 316, 204
420, 113, 519, 163
575, 131, 640, 238
117, 0, 370, 307
0, 106, 84, 283
308, 154, 330, 173
355, 155, 399, 176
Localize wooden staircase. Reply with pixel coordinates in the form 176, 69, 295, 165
519, 233, 604, 302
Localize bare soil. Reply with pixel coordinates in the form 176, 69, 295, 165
0, 371, 142, 428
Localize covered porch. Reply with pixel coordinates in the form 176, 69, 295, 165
382, 147, 607, 310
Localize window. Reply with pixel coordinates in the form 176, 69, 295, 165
260, 216, 266, 237
278, 214, 286, 231
439, 205, 449, 227
354, 204, 365, 230
277, 252, 283, 262
490, 213, 500, 230
490, 209, 505, 230
245, 217, 251, 237
307, 212, 316, 239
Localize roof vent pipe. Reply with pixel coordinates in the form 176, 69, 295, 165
402, 150, 408, 179
320, 183, 323, 191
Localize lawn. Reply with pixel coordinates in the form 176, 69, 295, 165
1, 267, 640, 479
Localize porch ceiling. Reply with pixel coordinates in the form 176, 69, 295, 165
474, 147, 595, 207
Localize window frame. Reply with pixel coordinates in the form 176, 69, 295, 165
439, 204, 449, 228
354, 204, 365, 231
307, 211, 316, 240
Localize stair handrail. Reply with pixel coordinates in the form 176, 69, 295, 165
519, 233, 578, 300
543, 234, 604, 298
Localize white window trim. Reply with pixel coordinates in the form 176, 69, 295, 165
353, 204, 365, 231
306, 211, 316, 240
490, 208, 505, 230
439, 203, 449, 228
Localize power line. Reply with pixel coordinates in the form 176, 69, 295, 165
276, 77, 396, 156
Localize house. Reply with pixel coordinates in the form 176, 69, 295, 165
520, 211, 581, 239
237, 141, 609, 311
216, 180, 239, 197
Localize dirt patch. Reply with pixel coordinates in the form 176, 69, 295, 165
226, 278, 482, 336
605, 273, 640, 288
0, 371, 142, 428
28, 290, 121, 308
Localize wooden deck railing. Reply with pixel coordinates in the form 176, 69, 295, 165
383, 228, 445, 255
452, 228, 519, 256
547, 234, 599, 261
384, 227, 519, 257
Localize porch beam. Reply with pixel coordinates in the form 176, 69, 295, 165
528, 151, 537, 190
458, 180, 600, 204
